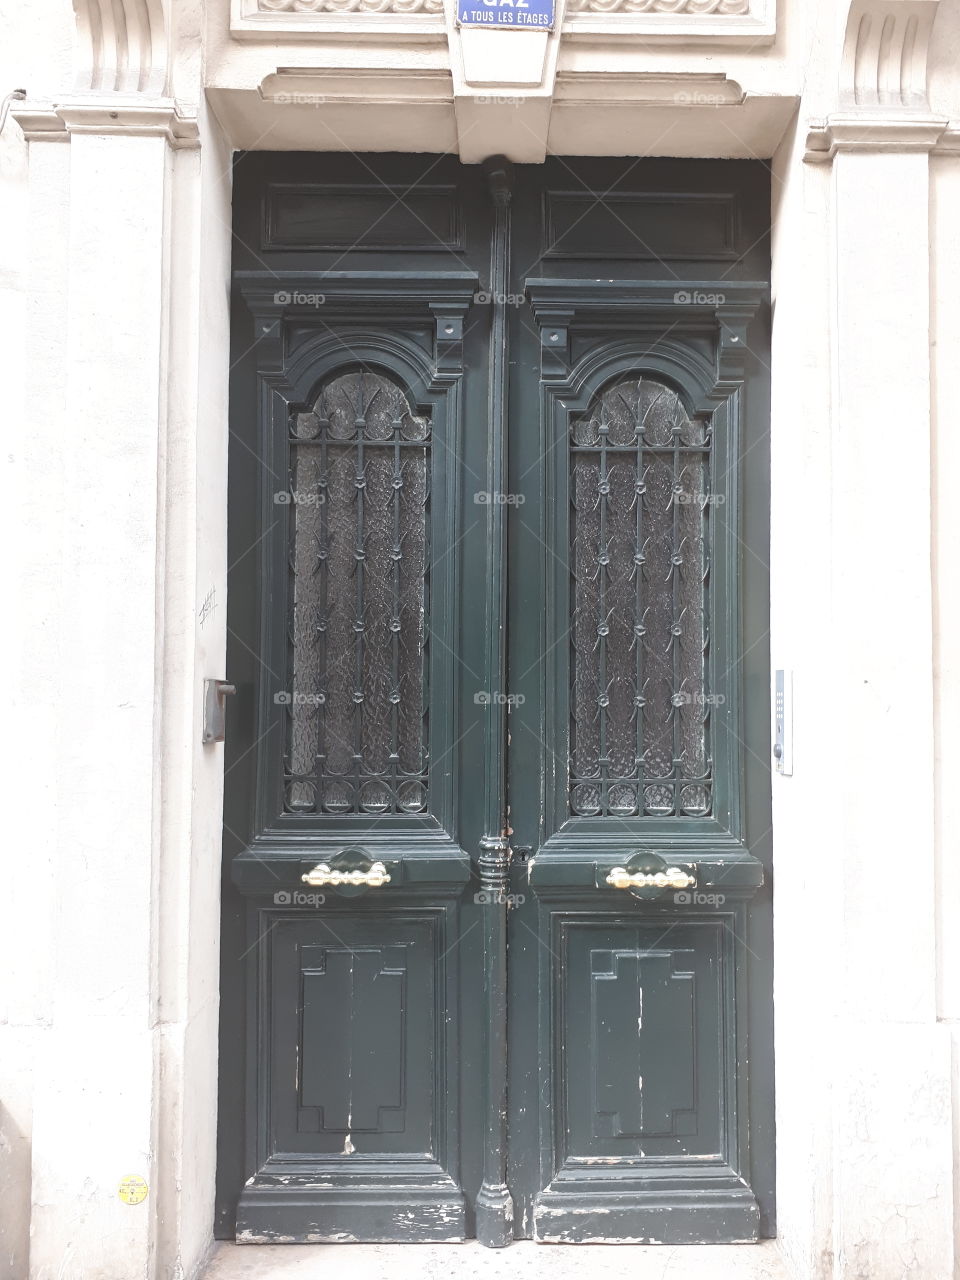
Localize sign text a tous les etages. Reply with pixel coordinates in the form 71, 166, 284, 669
458, 0, 554, 30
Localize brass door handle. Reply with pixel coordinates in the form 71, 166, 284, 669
605, 866, 696, 891
301, 861, 392, 888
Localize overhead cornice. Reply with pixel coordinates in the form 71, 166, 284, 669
12, 97, 199, 146
805, 111, 947, 161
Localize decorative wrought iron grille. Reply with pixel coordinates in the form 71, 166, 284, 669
569, 376, 712, 818
284, 368, 430, 815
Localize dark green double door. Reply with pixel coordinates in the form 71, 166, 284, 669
217, 153, 773, 1246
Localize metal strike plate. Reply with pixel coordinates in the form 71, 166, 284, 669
202, 679, 236, 745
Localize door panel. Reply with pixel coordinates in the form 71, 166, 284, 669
220, 155, 494, 1242
529, 910, 758, 1243
563, 924, 719, 1160
504, 163, 771, 1243
237, 908, 465, 1242
218, 153, 772, 1246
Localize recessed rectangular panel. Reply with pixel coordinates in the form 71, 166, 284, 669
543, 192, 737, 261
298, 946, 406, 1133
264, 184, 463, 252
269, 914, 438, 1160
556, 917, 727, 1169
591, 948, 696, 1139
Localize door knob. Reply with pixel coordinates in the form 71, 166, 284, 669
301, 861, 392, 888
605, 866, 697, 891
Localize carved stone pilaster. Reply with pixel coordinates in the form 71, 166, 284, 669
72, 0, 170, 95
839, 0, 940, 108
14, 1, 199, 147
806, 0, 948, 161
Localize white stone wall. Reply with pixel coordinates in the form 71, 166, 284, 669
930, 5, 960, 1269
0, 1, 232, 1275
0, 0, 958, 1276
1, 7, 80, 1277
769, 25, 838, 1273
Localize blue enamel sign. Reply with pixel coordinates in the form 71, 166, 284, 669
457, 0, 555, 30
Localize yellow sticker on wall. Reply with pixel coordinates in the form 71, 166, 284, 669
118, 1175, 148, 1205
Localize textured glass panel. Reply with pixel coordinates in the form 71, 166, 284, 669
285, 369, 429, 814
570, 377, 712, 818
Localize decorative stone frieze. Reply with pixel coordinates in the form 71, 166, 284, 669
234, 0, 772, 38
232, 0, 446, 35
257, 0, 748, 11
258, 0, 442, 10
562, 0, 774, 41
565, 0, 748, 11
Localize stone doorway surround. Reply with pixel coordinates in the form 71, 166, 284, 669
2, 1, 959, 1278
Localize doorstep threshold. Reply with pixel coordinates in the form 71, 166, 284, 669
202, 1240, 794, 1280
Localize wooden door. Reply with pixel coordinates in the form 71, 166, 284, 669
216, 153, 773, 1246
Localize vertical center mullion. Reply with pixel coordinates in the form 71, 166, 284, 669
391, 422, 402, 811
598, 424, 609, 814
670, 420, 681, 814
318, 424, 329, 799
354, 416, 365, 802
635, 396, 645, 812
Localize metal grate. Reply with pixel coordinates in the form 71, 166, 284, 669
569, 376, 713, 818
283, 368, 430, 815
